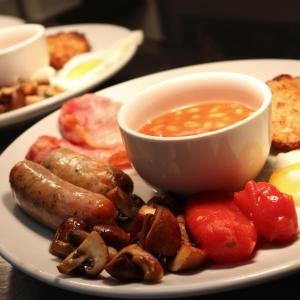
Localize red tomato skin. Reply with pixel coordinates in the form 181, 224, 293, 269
185, 192, 257, 264
234, 180, 298, 244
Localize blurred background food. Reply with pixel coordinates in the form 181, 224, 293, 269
1, 0, 300, 78
47, 31, 91, 69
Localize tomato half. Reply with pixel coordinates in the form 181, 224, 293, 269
185, 192, 257, 264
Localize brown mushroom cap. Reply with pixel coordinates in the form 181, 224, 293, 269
105, 244, 164, 282
93, 224, 130, 249
49, 217, 87, 258
106, 187, 142, 218
143, 206, 181, 257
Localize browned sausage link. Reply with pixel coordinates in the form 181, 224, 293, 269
9, 160, 117, 230
41, 148, 133, 195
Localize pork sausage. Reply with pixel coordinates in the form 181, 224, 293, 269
41, 148, 133, 195
9, 160, 117, 230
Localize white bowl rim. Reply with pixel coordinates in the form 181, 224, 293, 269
118, 71, 272, 142
0, 23, 45, 56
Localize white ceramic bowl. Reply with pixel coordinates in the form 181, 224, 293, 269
118, 71, 272, 195
0, 23, 49, 85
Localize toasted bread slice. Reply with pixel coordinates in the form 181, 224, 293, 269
267, 74, 300, 151
47, 32, 91, 70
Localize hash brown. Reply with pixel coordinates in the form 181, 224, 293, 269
47, 31, 91, 70
267, 74, 300, 151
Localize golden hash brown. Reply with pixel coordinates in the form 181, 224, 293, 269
267, 74, 300, 151
47, 31, 91, 69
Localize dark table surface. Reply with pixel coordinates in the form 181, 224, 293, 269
1, 36, 300, 300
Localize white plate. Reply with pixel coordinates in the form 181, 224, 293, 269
1, 59, 300, 298
0, 15, 24, 28
0, 23, 141, 128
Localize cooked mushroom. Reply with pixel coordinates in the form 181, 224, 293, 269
106, 187, 143, 219
68, 229, 117, 262
93, 224, 130, 249
57, 231, 108, 277
142, 206, 181, 257
68, 229, 89, 246
49, 217, 87, 258
105, 244, 164, 282
130, 205, 156, 241
168, 215, 206, 272
107, 246, 118, 261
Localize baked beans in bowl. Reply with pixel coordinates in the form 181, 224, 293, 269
118, 71, 272, 195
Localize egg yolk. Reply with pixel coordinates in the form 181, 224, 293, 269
269, 162, 300, 205
66, 59, 102, 80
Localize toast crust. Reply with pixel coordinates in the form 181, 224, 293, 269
267, 74, 300, 151
47, 32, 90, 70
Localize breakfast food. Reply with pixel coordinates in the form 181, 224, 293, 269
267, 74, 300, 150
21, 92, 132, 170
139, 102, 255, 137
234, 180, 298, 244
0, 79, 63, 113
9, 160, 116, 229
7, 71, 300, 285
59, 94, 123, 149
26, 135, 130, 169
185, 192, 257, 263
269, 163, 300, 206
42, 148, 133, 195
47, 31, 91, 70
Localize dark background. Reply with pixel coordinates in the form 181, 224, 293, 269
7, 0, 300, 77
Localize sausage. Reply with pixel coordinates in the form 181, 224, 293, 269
9, 160, 117, 230
41, 148, 133, 195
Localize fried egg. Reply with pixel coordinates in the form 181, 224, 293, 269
51, 30, 144, 90
273, 149, 300, 171
269, 162, 300, 205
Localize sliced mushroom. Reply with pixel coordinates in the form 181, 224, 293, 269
130, 205, 156, 241
105, 244, 164, 282
57, 231, 108, 277
67, 229, 117, 262
49, 217, 87, 258
93, 224, 130, 249
168, 244, 206, 272
142, 206, 181, 257
68, 229, 89, 246
168, 215, 206, 272
107, 246, 118, 261
106, 187, 143, 219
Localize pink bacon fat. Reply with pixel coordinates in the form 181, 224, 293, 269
58, 94, 123, 149
26, 135, 131, 169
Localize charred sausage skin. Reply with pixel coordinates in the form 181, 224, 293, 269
42, 148, 133, 195
9, 160, 117, 230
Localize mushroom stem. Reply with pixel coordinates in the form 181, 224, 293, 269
168, 215, 206, 272
57, 231, 108, 277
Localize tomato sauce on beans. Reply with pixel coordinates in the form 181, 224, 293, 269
139, 101, 255, 137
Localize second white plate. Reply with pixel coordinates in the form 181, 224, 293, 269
0, 23, 141, 128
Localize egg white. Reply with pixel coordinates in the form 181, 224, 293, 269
273, 149, 300, 171
51, 30, 144, 90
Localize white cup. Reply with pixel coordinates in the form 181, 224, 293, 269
0, 24, 49, 86
118, 72, 272, 196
